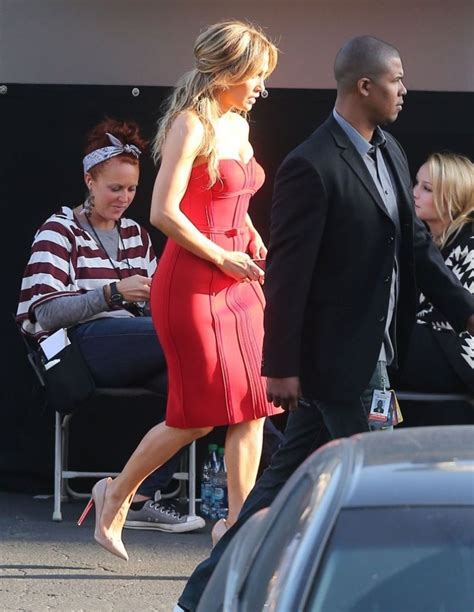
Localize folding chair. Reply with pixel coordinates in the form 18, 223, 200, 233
396, 390, 474, 407
396, 390, 474, 428
16, 323, 196, 522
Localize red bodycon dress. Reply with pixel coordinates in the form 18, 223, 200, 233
150, 157, 282, 428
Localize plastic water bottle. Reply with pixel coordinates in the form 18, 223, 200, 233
211, 447, 228, 519
208, 447, 220, 519
200, 444, 218, 516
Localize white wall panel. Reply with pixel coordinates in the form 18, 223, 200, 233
1, 0, 472, 91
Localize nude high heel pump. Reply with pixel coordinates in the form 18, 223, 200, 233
77, 477, 129, 561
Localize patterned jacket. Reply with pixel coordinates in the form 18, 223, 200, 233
17, 206, 157, 341
417, 221, 474, 390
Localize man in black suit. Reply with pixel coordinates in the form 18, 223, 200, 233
176, 35, 474, 612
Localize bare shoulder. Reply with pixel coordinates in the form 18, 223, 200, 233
164, 110, 204, 159
168, 111, 204, 147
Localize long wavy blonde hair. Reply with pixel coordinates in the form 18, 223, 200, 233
152, 20, 278, 185
426, 152, 474, 247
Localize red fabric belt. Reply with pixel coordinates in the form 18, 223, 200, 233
195, 226, 247, 237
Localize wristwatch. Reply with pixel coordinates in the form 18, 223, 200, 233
109, 282, 125, 309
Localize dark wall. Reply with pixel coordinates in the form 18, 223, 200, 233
2, 84, 473, 489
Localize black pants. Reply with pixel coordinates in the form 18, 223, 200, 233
392, 324, 472, 427
395, 323, 465, 393
179, 362, 388, 610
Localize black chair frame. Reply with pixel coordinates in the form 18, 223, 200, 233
17, 323, 196, 521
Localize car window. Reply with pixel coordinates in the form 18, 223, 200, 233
307, 506, 474, 612
239, 449, 343, 611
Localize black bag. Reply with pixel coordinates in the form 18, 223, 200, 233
43, 341, 96, 414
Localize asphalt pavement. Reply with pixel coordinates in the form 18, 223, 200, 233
0, 491, 212, 611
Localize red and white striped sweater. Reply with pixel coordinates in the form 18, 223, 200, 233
17, 206, 157, 341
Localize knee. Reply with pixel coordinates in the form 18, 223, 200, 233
188, 426, 213, 440
171, 427, 214, 444
240, 417, 266, 433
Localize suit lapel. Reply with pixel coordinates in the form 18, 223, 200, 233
326, 116, 392, 221
341, 147, 392, 219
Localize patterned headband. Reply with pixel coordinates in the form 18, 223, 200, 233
83, 132, 142, 172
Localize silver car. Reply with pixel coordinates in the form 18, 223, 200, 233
198, 425, 474, 612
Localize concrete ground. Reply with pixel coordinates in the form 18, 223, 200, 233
0, 491, 212, 611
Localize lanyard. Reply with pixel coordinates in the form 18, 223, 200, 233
79, 212, 132, 280
74, 208, 146, 316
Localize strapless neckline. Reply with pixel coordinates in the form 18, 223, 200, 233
191, 157, 255, 172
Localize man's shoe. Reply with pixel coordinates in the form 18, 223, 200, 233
124, 497, 205, 533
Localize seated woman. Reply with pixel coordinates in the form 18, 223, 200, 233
395, 151, 474, 425
16, 117, 204, 532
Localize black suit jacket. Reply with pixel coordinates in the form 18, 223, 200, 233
262, 115, 473, 401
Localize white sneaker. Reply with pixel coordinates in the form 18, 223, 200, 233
125, 492, 205, 533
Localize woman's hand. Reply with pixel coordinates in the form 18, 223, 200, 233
246, 218, 267, 283
217, 251, 265, 283
116, 275, 152, 302
247, 227, 268, 261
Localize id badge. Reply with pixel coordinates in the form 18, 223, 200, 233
368, 389, 392, 428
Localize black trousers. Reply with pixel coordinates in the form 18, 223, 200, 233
179, 362, 388, 610
395, 323, 465, 393
392, 324, 472, 427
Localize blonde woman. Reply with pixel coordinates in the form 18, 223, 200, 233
78, 20, 282, 559
396, 152, 474, 423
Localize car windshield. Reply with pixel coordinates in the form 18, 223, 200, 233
308, 506, 474, 612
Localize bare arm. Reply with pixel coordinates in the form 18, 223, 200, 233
245, 213, 267, 260
150, 112, 263, 283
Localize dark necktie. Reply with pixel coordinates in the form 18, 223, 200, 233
368, 145, 382, 184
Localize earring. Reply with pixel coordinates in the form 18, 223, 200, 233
83, 190, 95, 215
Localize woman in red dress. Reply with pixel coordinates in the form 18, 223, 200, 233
79, 20, 280, 559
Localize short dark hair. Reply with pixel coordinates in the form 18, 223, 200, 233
334, 35, 400, 91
